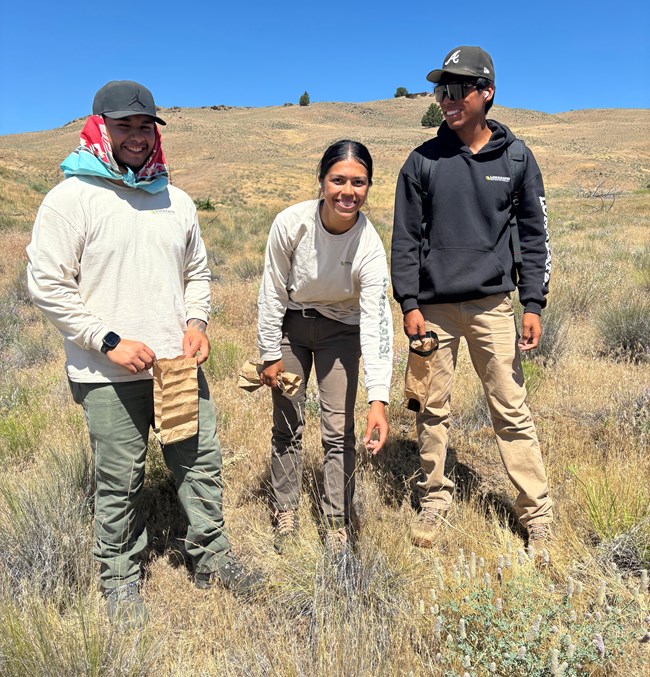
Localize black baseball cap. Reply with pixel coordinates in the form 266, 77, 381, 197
426, 46, 495, 84
92, 80, 166, 125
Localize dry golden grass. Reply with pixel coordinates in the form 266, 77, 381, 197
0, 101, 649, 675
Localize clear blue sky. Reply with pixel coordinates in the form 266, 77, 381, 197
1, 0, 648, 135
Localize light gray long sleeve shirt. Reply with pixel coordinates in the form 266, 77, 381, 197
257, 200, 393, 403
27, 176, 211, 383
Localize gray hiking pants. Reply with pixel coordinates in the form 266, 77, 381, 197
271, 310, 361, 524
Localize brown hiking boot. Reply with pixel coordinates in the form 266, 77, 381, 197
324, 518, 351, 561
410, 507, 449, 548
325, 525, 348, 554
526, 522, 555, 567
273, 509, 298, 555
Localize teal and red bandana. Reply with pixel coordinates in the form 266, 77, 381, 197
60, 115, 169, 193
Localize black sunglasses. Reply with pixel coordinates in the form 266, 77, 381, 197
433, 82, 480, 103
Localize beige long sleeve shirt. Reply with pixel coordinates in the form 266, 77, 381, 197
257, 200, 393, 403
27, 176, 211, 383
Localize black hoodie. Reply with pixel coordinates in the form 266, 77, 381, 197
391, 120, 551, 316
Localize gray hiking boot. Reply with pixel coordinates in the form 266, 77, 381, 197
104, 581, 147, 631
273, 509, 298, 555
410, 507, 449, 548
195, 555, 265, 596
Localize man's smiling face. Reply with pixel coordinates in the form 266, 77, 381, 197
103, 115, 156, 172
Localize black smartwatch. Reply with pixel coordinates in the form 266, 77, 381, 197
100, 331, 121, 354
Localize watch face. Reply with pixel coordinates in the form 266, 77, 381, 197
101, 332, 121, 353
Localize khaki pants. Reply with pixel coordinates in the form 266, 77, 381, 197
417, 293, 553, 527
70, 370, 231, 589
271, 310, 361, 523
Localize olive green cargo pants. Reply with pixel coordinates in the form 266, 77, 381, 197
70, 370, 231, 589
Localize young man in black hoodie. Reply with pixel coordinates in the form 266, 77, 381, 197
391, 46, 553, 553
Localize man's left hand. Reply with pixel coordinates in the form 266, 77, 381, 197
183, 324, 210, 364
519, 312, 542, 351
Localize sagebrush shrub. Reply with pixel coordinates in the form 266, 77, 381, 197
234, 256, 264, 282
597, 297, 650, 363
553, 262, 616, 318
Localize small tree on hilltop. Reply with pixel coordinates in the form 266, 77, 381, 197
394, 87, 409, 98
421, 103, 444, 128
299, 91, 310, 107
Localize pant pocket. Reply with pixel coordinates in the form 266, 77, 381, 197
404, 331, 439, 412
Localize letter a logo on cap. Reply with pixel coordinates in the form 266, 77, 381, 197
445, 50, 461, 65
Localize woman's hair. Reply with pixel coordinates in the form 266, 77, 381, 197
317, 140, 373, 185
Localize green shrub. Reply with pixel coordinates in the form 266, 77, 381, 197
521, 360, 544, 396
421, 103, 444, 128
0, 213, 18, 231
394, 87, 409, 98
299, 91, 310, 107
204, 340, 246, 380
0, 376, 46, 463
597, 297, 650, 363
569, 468, 650, 542
194, 196, 216, 211
0, 407, 48, 464
433, 568, 636, 675
569, 466, 650, 569
28, 178, 52, 195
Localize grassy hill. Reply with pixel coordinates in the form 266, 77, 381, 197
0, 100, 648, 675
1, 99, 649, 225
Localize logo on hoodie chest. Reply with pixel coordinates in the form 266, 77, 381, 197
485, 175, 510, 183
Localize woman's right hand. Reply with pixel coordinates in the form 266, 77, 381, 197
260, 359, 285, 388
